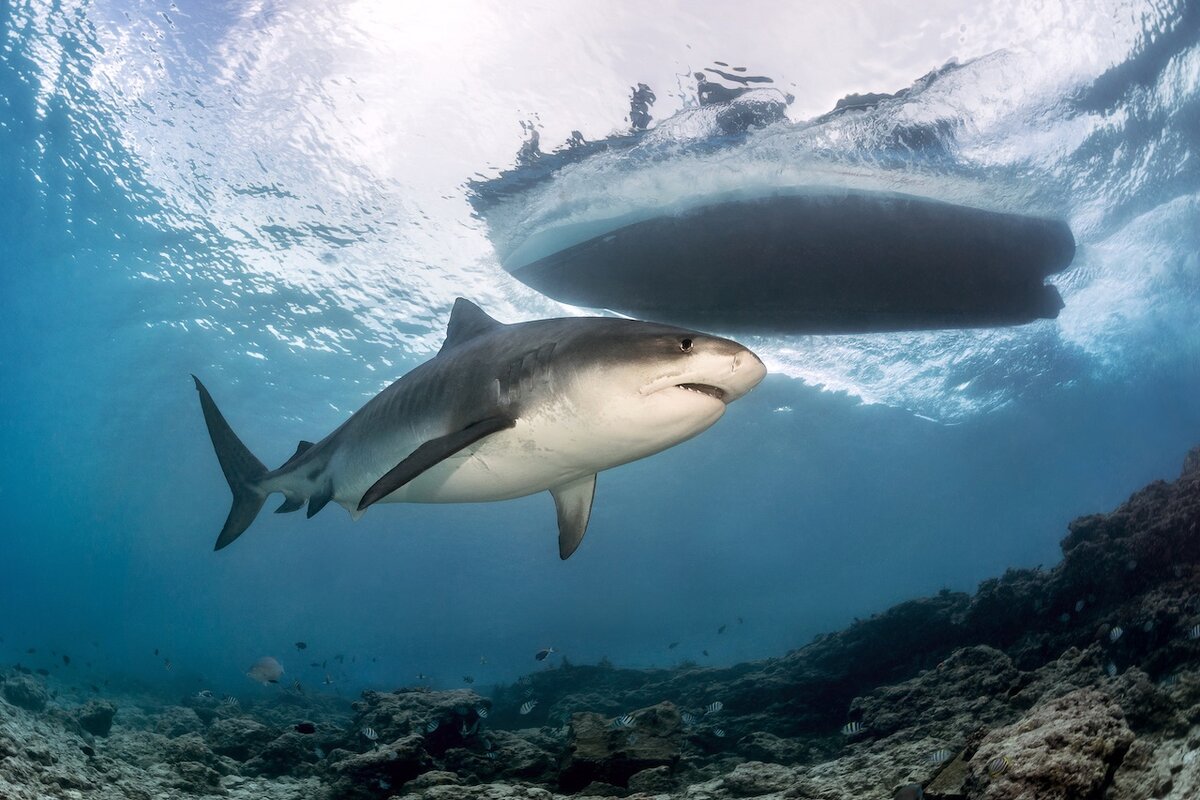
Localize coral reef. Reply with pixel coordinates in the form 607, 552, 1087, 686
1, 446, 1198, 798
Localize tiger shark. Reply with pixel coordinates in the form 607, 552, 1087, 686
194, 298, 766, 559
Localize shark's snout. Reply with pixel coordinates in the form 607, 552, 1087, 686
724, 347, 766, 402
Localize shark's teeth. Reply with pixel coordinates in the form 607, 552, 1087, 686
676, 383, 726, 401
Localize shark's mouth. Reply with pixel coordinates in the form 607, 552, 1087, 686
676, 383, 727, 401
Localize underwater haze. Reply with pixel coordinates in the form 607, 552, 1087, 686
2, 0, 1200, 709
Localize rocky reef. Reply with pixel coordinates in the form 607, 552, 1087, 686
2, 447, 1198, 799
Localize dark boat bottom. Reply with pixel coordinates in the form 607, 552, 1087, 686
508, 190, 1075, 334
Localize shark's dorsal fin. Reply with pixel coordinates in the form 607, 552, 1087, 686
440, 298, 503, 353
551, 474, 596, 560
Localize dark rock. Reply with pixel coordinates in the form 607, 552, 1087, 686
206, 716, 277, 761
578, 781, 625, 797
73, 699, 117, 736
2, 673, 49, 711
155, 706, 205, 738
243, 730, 321, 777
559, 702, 681, 791
627, 765, 676, 793
329, 733, 432, 797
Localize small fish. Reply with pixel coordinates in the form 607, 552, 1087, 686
323, 673, 334, 685
462, 675, 475, 684
627, 733, 639, 745
295, 641, 307, 650
485, 751, 499, 760
461, 719, 479, 737
164, 659, 173, 671
361, 726, 378, 741
314, 746, 326, 759
667, 642, 679, 650
480, 656, 488, 665
1075, 600, 1085, 612
927, 748, 954, 765
294, 722, 316, 734
718, 625, 727, 634
713, 727, 726, 738
1105, 661, 1118, 677
1059, 613, 1071, 623
197, 690, 214, 699
519, 700, 538, 715
222, 696, 239, 707
681, 712, 697, 726
840, 721, 864, 736
705, 701, 723, 714
62, 655, 70, 666
425, 719, 439, 733
535, 647, 555, 661
610, 714, 634, 729
476, 705, 489, 719
737, 617, 744, 624
247, 656, 284, 685
1188, 624, 1200, 640
379, 779, 391, 790
1109, 625, 1124, 642
309, 661, 321, 668
703, 650, 709, 657
153, 648, 158, 656
987, 754, 1010, 776
416, 673, 429, 681
894, 784, 925, 800
26, 648, 36, 654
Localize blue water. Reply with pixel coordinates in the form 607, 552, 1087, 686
1, 0, 1198, 701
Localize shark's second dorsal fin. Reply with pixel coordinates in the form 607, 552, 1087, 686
279, 440, 315, 470
440, 298, 503, 353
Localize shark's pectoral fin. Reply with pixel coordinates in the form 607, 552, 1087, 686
551, 474, 597, 560
357, 415, 517, 511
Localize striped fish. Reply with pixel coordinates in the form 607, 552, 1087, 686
1075, 600, 1085, 612
713, 728, 726, 738
461, 719, 479, 737
840, 721, 864, 736
1105, 661, 1118, 677
425, 719, 439, 733
361, 726, 378, 741
519, 700, 538, 715
681, 712, 697, 726
1188, 624, 1200, 640
705, 701, 724, 714
476, 705, 489, 719
1109, 626, 1124, 642
221, 696, 239, 708
987, 754, 1010, 776
486, 751, 498, 760
610, 714, 634, 729
927, 748, 954, 765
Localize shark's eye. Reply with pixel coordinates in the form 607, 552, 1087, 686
679, 338, 693, 352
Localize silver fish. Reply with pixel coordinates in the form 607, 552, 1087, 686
519, 700, 538, 715
486, 751, 499, 760
705, 701, 724, 714
314, 746, 326, 759
713, 727, 726, 738
1074, 600, 1085, 612
1188, 624, 1200, 640
461, 719, 479, 737
425, 719, 439, 732
987, 754, 1010, 776
535, 647, 555, 661
1109, 626, 1124, 642
1105, 661, 1118, 677
927, 748, 954, 765
610, 714, 634, 729
681, 712, 697, 726
361, 726, 378, 741
246, 656, 284, 685
840, 721, 864, 736
196, 690, 214, 699
476, 705, 489, 719
221, 696, 239, 708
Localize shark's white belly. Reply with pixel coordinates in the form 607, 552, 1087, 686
330, 413, 634, 508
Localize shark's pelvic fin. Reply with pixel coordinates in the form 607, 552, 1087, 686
307, 486, 333, 518
551, 474, 596, 560
439, 298, 504, 353
357, 415, 517, 511
193, 376, 268, 551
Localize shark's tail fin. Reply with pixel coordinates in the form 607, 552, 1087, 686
192, 376, 269, 550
